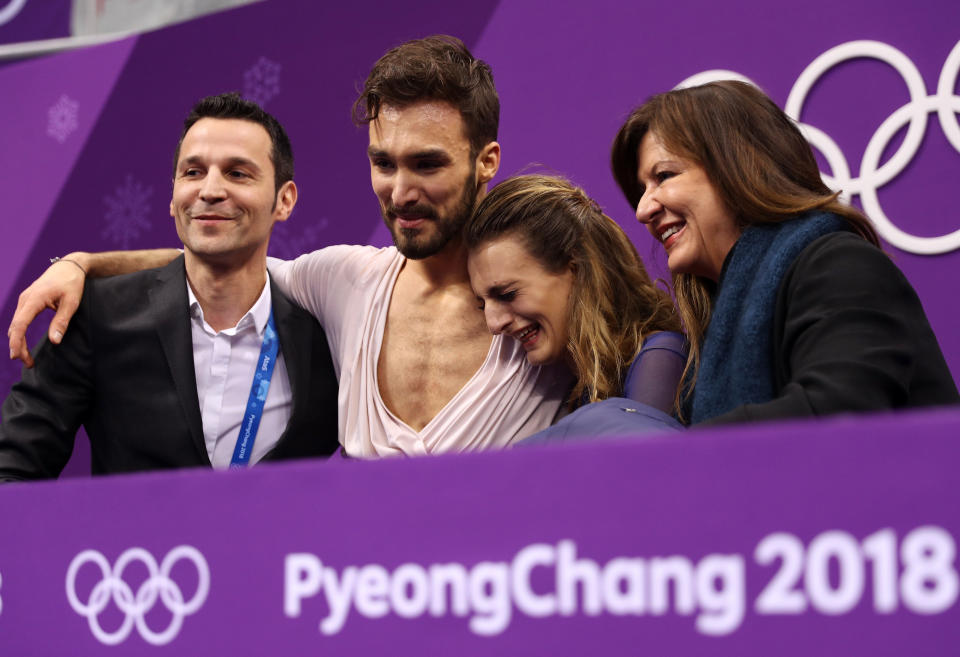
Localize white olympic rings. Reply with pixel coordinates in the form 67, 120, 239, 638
0, 0, 28, 28
676, 39, 960, 254
65, 545, 210, 646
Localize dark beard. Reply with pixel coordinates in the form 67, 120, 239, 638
382, 171, 478, 260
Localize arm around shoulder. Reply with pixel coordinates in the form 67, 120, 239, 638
7, 249, 179, 366
77, 249, 180, 278
268, 244, 388, 328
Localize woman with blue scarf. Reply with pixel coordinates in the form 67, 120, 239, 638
611, 81, 959, 424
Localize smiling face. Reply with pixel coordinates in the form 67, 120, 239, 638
171, 117, 294, 267
368, 101, 489, 260
468, 235, 575, 366
634, 131, 740, 281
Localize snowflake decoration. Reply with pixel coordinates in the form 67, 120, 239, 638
243, 56, 282, 106
269, 218, 329, 260
47, 94, 79, 143
102, 174, 154, 248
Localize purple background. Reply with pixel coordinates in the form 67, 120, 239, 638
0, 0, 70, 47
0, 0, 958, 475
0, 409, 958, 654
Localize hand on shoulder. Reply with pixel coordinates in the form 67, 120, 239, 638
7, 253, 89, 367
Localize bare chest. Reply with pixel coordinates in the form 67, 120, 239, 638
377, 301, 491, 432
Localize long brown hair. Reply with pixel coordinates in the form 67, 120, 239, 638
465, 174, 680, 407
610, 81, 880, 396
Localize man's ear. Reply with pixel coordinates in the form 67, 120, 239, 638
273, 180, 298, 222
169, 199, 175, 217
475, 141, 501, 186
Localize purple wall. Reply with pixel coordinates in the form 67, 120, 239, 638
1, 0, 958, 474
0, 0, 70, 46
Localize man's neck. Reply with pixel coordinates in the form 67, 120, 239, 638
402, 237, 472, 290
184, 253, 268, 332
398, 185, 490, 290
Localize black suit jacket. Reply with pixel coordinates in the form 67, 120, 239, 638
702, 232, 959, 424
0, 256, 339, 480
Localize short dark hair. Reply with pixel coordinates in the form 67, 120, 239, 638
172, 92, 294, 193
352, 35, 499, 157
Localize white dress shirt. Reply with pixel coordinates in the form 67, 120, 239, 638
188, 276, 292, 468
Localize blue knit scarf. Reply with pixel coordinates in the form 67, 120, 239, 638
690, 212, 848, 423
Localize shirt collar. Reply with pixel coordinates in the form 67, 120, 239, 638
187, 274, 273, 336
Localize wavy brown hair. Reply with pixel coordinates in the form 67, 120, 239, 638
610, 81, 880, 399
352, 35, 499, 158
465, 174, 681, 408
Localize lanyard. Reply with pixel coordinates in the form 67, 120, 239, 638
229, 310, 279, 468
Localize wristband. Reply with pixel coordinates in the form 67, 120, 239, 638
50, 256, 88, 275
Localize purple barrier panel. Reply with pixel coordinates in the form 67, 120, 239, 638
0, 408, 957, 655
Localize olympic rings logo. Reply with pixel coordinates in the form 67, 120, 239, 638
0, 0, 28, 28
678, 39, 960, 255
65, 545, 210, 646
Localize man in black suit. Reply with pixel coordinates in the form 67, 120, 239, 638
0, 93, 339, 481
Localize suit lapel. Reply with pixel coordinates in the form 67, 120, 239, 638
149, 256, 209, 464
270, 279, 310, 443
